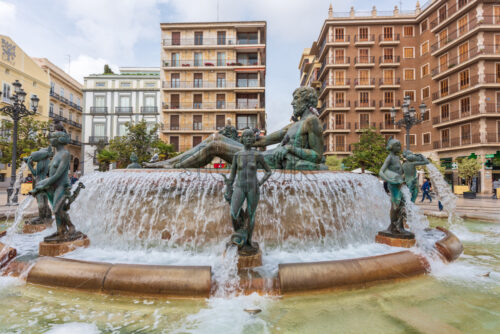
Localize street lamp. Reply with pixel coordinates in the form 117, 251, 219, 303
0, 80, 39, 205
391, 96, 427, 151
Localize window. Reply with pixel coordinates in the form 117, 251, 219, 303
497, 63, 500, 83
403, 26, 414, 37
171, 73, 180, 88
216, 115, 225, 130
404, 69, 415, 80
170, 115, 179, 130
383, 48, 393, 61
458, 15, 468, 36
216, 73, 226, 88
358, 69, 370, 85
441, 129, 450, 146
404, 91, 415, 101
170, 136, 179, 152
192, 136, 202, 147
495, 6, 500, 24
459, 70, 470, 89
95, 95, 105, 107
438, 5, 447, 23
70, 93, 73, 103
59, 107, 64, 117
217, 52, 226, 66
194, 52, 203, 66
335, 135, 345, 151
458, 0, 468, 9
145, 82, 156, 88
334, 49, 345, 63
421, 41, 429, 55
384, 113, 393, 126
144, 95, 155, 107
423, 109, 430, 121
334, 71, 345, 85
193, 73, 203, 88
438, 29, 448, 47
334, 113, 344, 129
171, 53, 180, 67
193, 94, 202, 109
194, 31, 203, 45
422, 86, 430, 99
441, 104, 450, 120
358, 48, 369, 63
334, 28, 345, 41
118, 123, 128, 136
93, 123, 105, 137
359, 91, 369, 104
95, 81, 105, 87
439, 54, 448, 71
217, 31, 226, 45
1, 82, 11, 103
216, 94, 225, 109
383, 27, 393, 40
403, 47, 414, 59
421, 63, 429, 77
170, 94, 180, 109
360, 113, 370, 128
359, 27, 369, 40
421, 20, 427, 33
193, 115, 202, 130
335, 92, 345, 106
423, 133, 431, 145
384, 91, 394, 104
171, 32, 180, 45
383, 69, 394, 85
237, 53, 258, 65
237, 73, 258, 87
458, 42, 469, 62
409, 134, 416, 146
460, 97, 471, 115
237, 32, 258, 44
119, 95, 130, 108
120, 82, 131, 88
236, 115, 257, 130
495, 34, 500, 54
49, 103, 54, 115
440, 79, 449, 97
461, 124, 471, 144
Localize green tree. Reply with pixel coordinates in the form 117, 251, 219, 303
154, 141, 179, 160
96, 149, 118, 172
457, 157, 482, 189
0, 117, 51, 168
103, 64, 115, 74
343, 127, 387, 174
325, 155, 342, 171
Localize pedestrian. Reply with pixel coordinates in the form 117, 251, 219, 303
421, 177, 432, 203
70, 172, 79, 185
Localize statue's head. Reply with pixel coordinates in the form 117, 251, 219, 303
386, 137, 401, 153
49, 131, 70, 148
240, 128, 257, 147
403, 150, 418, 161
292, 87, 318, 121
130, 152, 138, 162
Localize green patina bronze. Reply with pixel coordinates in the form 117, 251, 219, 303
127, 152, 142, 169
144, 87, 327, 171
30, 129, 86, 243
222, 129, 272, 255
24, 146, 53, 225
402, 150, 429, 203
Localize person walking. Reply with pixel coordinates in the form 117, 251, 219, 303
421, 178, 432, 203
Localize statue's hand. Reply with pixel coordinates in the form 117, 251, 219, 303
273, 146, 289, 162
224, 187, 233, 202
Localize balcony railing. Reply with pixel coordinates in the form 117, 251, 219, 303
115, 107, 133, 114
332, 101, 350, 108
354, 78, 375, 86
354, 56, 375, 64
379, 55, 400, 64
378, 34, 400, 42
90, 107, 108, 114
50, 90, 82, 111
433, 134, 482, 149
162, 58, 264, 67
379, 100, 401, 107
163, 101, 264, 110
162, 37, 261, 46
379, 122, 399, 130
432, 74, 500, 100
355, 122, 377, 129
165, 124, 260, 131
430, 0, 477, 30
354, 34, 375, 43
354, 100, 376, 108
141, 106, 158, 114
49, 111, 82, 128
379, 78, 401, 86
431, 45, 500, 76
89, 136, 108, 145
432, 103, 499, 124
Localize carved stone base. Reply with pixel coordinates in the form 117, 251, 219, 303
375, 233, 416, 248
238, 249, 262, 270
0, 242, 17, 269
39, 236, 90, 257
23, 222, 52, 234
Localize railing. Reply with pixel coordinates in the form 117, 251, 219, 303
431, 45, 500, 76
50, 90, 82, 111
355, 122, 377, 129
432, 74, 500, 100
487, 133, 500, 143
379, 78, 401, 85
115, 107, 133, 114
163, 80, 264, 89
379, 122, 399, 130
89, 136, 108, 145
332, 101, 350, 108
354, 100, 376, 108
331, 122, 351, 130
433, 103, 499, 124
162, 58, 264, 67
49, 111, 82, 128
165, 124, 260, 131
379, 100, 401, 107
431, 16, 497, 53
354, 34, 375, 43
141, 106, 158, 114
430, 0, 475, 30
162, 38, 261, 46
90, 107, 108, 114
379, 55, 400, 64
163, 101, 263, 110
354, 78, 375, 86
354, 56, 375, 64
378, 34, 400, 42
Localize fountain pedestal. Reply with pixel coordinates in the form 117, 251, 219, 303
375, 232, 416, 248
23, 221, 53, 234
39, 235, 90, 257
238, 248, 262, 270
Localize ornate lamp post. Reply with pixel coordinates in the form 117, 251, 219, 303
0, 80, 39, 205
390, 96, 427, 151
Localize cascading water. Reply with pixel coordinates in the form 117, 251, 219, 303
426, 164, 462, 224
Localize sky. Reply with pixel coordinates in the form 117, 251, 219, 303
0, 0, 419, 132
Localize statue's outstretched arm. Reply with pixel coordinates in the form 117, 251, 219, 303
257, 153, 272, 186
415, 154, 430, 166
253, 124, 291, 147
26, 158, 36, 176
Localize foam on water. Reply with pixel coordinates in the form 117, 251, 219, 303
45, 322, 100, 334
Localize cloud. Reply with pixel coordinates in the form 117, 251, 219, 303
66, 55, 119, 84
0, 1, 16, 31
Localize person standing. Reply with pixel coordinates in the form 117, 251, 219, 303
421, 178, 432, 203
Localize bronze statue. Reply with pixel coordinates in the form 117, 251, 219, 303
24, 146, 53, 225
402, 150, 429, 203
30, 130, 86, 243
126, 152, 142, 169
223, 129, 272, 255
144, 87, 327, 170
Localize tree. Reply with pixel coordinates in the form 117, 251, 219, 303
325, 155, 342, 171
457, 157, 482, 189
154, 141, 179, 160
0, 117, 51, 169
96, 149, 118, 172
343, 127, 387, 174
103, 64, 114, 74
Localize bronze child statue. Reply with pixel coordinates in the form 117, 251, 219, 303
127, 152, 142, 169
24, 146, 53, 225
223, 129, 272, 255
30, 129, 86, 243
402, 150, 430, 203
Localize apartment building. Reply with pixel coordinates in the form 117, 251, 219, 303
33, 58, 83, 173
160, 21, 266, 154
82, 67, 161, 174
0, 35, 50, 186
300, 1, 500, 194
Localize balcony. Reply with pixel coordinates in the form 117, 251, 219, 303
50, 90, 82, 112
163, 101, 264, 110
431, 45, 500, 78
141, 106, 158, 114
162, 58, 264, 68
355, 122, 377, 131
164, 124, 260, 132
319, 36, 351, 58
432, 75, 500, 102
354, 34, 375, 45
433, 134, 482, 150
89, 136, 108, 145
432, 103, 500, 127
319, 57, 351, 79
354, 56, 375, 67
379, 122, 401, 132
162, 37, 262, 47
354, 78, 375, 88
49, 111, 82, 129
379, 100, 401, 109
430, 0, 478, 32
332, 101, 351, 109
325, 122, 351, 133
90, 107, 108, 115
379, 77, 401, 88
354, 100, 376, 109
379, 56, 400, 66
115, 107, 133, 114
378, 34, 400, 45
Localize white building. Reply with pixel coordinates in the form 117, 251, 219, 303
82, 67, 161, 174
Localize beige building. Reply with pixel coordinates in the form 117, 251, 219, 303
300, 1, 500, 194
33, 58, 83, 173
0, 35, 50, 186
160, 21, 267, 156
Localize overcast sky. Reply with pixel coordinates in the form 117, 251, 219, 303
0, 0, 419, 132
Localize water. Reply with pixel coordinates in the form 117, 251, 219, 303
426, 164, 461, 224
